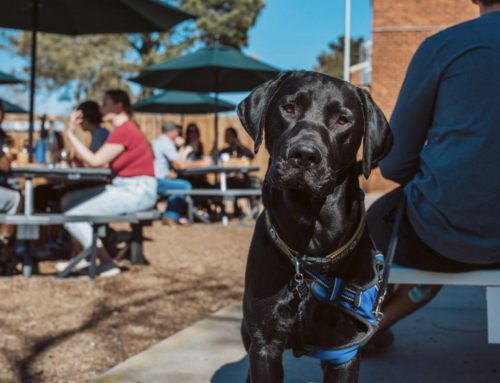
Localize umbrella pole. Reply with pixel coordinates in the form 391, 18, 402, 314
181, 105, 184, 131
28, 0, 40, 162
212, 70, 220, 160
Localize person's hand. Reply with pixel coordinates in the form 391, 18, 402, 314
69, 109, 83, 133
174, 136, 185, 147
201, 156, 213, 167
71, 156, 84, 168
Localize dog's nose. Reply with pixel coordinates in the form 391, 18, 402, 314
288, 142, 322, 165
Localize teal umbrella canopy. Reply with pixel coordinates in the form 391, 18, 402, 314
0, 0, 196, 35
0, 0, 196, 160
0, 99, 28, 114
131, 43, 281, 92
0, 72, 22, 85
133, 91, 236, 114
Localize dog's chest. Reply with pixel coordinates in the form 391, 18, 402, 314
270, 282, 354, 349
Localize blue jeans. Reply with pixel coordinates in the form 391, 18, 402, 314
157, 178, 192, 221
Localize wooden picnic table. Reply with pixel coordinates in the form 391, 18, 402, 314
177, 165, 260, 192
11, 165, 111, 216
176, 165, 260, 226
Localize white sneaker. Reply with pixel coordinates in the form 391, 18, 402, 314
55, 259, 91, 272
96, 263, 121, 278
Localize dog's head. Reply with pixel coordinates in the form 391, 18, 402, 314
238, 71, 392, 197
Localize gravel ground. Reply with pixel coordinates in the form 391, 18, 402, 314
0, 221, 254, 383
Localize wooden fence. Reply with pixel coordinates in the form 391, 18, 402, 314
4, 113, 395, 192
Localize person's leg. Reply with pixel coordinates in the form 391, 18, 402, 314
64, 177, 157, 273
0, 187, 22, 272
377, 284, 442, 334
157, 178, 192, 222
366, 187, 442, 345
63, 185, 121, 272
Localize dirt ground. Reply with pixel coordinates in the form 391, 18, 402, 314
0, 221, 255, 383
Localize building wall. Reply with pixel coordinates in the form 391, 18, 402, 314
367, 0, 478, 192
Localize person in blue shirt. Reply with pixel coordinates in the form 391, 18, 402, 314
152, 122, 212, 226
72, 101, 110, 162
366, 0, 500, 347
34, 101, 110, 213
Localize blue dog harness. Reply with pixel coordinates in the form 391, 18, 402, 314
265, 193, 387, 366
294, 253, 385, 365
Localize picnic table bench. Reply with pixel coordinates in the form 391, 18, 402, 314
162, 189, 262, 226
0, 209, 160, 280
389, 265, 500, 344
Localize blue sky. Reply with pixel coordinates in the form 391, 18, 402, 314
0, 0, 372, 116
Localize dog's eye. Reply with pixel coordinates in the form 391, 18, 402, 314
336, 116, 349, 125
283, 104, 295, 115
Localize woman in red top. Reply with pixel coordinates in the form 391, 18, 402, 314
62, 90, 157, 277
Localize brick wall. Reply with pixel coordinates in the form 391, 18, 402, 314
366, 0, 478, 192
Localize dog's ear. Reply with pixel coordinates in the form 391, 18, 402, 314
358, 88, 393, 179
237, 71, 293, 154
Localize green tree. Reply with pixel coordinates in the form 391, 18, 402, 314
129, 0, 266, 68
181, 0, 265, 49
2, 0, 265, 104
6, 32, 137, 104
314, 36, 365, 79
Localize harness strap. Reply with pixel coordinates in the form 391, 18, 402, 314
376, 197, 407, 303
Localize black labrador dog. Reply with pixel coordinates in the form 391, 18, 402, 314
237, 71, 393, 383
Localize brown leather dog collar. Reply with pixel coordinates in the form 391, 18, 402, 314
265, 201, 366, 267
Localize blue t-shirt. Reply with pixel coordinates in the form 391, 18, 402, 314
152, 134, 180, 179
379, 12, 500, 264
89, 127, 109, 153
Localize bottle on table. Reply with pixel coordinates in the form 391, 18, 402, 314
45, 121, 60, 168
17, 140, 30, 166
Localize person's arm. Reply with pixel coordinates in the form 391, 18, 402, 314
236, 141, 255, 159
67, 133, 124, 168
171, 156, 212, 170
66, 110, 123, 168
0, 154, 10, 173
378, 37, 441, 185
178, 145, 194, 161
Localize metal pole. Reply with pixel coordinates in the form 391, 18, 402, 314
28, 0, 40, 162
212, 70, 220, 160
344, 0, 351, 82
180, 105, 184, 131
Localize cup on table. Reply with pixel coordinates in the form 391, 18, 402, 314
220, 153, 230, 163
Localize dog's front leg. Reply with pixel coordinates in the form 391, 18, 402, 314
322, 353, 361, 383
248, 343, 285, 383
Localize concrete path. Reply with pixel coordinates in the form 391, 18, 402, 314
93, 285, 500, 383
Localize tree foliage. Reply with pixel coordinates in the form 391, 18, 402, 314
7, 33, 137, 104
314, 36, 365, 79
130, 0, 265, 68
181, 0, 265, 49
2, 0, 265, 105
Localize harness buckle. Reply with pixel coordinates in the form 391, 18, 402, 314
294, 257, 308, 299
373, 294, 385, 322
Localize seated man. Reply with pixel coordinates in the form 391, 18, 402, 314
219, 127, 254, 159
152, 122, 212, 226
0, 146, 22, 275
366, 0, 500, 347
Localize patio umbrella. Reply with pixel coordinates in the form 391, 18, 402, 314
132, 90, 236, 128
131, 42, 281, 156
0, 0, 196, 160
0, 99, 28, 114
0, 71, 22, 85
